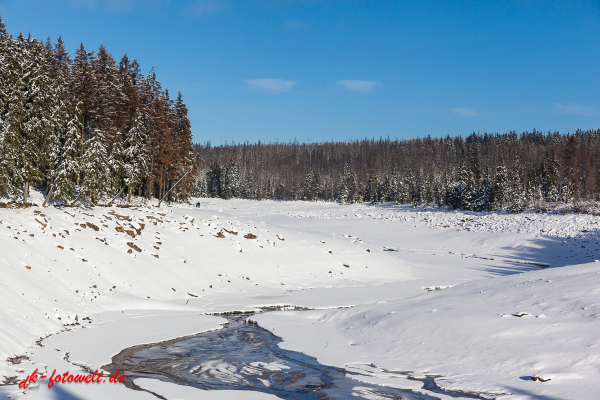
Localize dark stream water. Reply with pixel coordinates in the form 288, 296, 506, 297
104, 314, 479, 400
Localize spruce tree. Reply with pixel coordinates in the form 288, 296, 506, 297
124, 111, 149, 197
110, 131, 126, 193
474, 167, 491, 211
0, 79, 26, 197
206, 163, 221, 198
451, 161, 470, 209
338, 171, 349, 204
508, 156, 525, 212
467, 148, 482, 209
171, 91, 194, 200
0, 18, 9, 120
53, 108, 82, 204
71, 43, 96, 139
117, 54, 140, 131
490, 163, 509, 210
93, 45, 126, 144
541, 151, 560, 202
80, 130, 112, 205
381, 175, 394, 202
303, 170, 315, 200
192, 175, 208, 197
1, 35, 58, 200
221, 160, 240, 199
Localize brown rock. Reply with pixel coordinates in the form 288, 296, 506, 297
126, 242, 142, 252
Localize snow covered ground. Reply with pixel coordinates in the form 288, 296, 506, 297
0, 197, 599, 399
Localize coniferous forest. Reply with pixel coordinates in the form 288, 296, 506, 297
0, 18, 197, 206
194, 129, 600, 213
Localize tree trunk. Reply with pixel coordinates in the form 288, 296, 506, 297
23, 181, 29, 204
71, 194, 81, 207
147, 154, 154, 200
42, 185, 54, 207
108, 186, 126, 206
158, 170, 191, 207
158, 177, 163, 201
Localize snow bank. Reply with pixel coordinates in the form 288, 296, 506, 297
1, 197, 599, 399
254, 262, 600, 399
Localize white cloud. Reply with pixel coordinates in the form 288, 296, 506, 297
281, 20, 308, 29
553, 102, 598, 116
244, 79, 297, 94
187, 0, 229, 16
337, 80, 381, 93
450, 107, 481, 117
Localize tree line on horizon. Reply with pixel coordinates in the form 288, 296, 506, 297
0, 17, 196, 206
193, 128, 600, 213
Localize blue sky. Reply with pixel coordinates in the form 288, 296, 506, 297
1, 0, 599, 143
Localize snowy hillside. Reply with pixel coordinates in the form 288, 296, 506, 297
0, 198, 599, 399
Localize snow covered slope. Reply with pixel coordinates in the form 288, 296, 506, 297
255, 261, 600, 399
0, 198, 598, 399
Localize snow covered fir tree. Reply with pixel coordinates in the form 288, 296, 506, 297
0, 18, 196, 206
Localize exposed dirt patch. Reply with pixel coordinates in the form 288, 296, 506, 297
86, 222, 100, 231
127, 242, 142, 252
6, 355, 29, 364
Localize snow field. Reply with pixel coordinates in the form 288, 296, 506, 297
0, 201, 404, 390
1, 197, 599, 399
